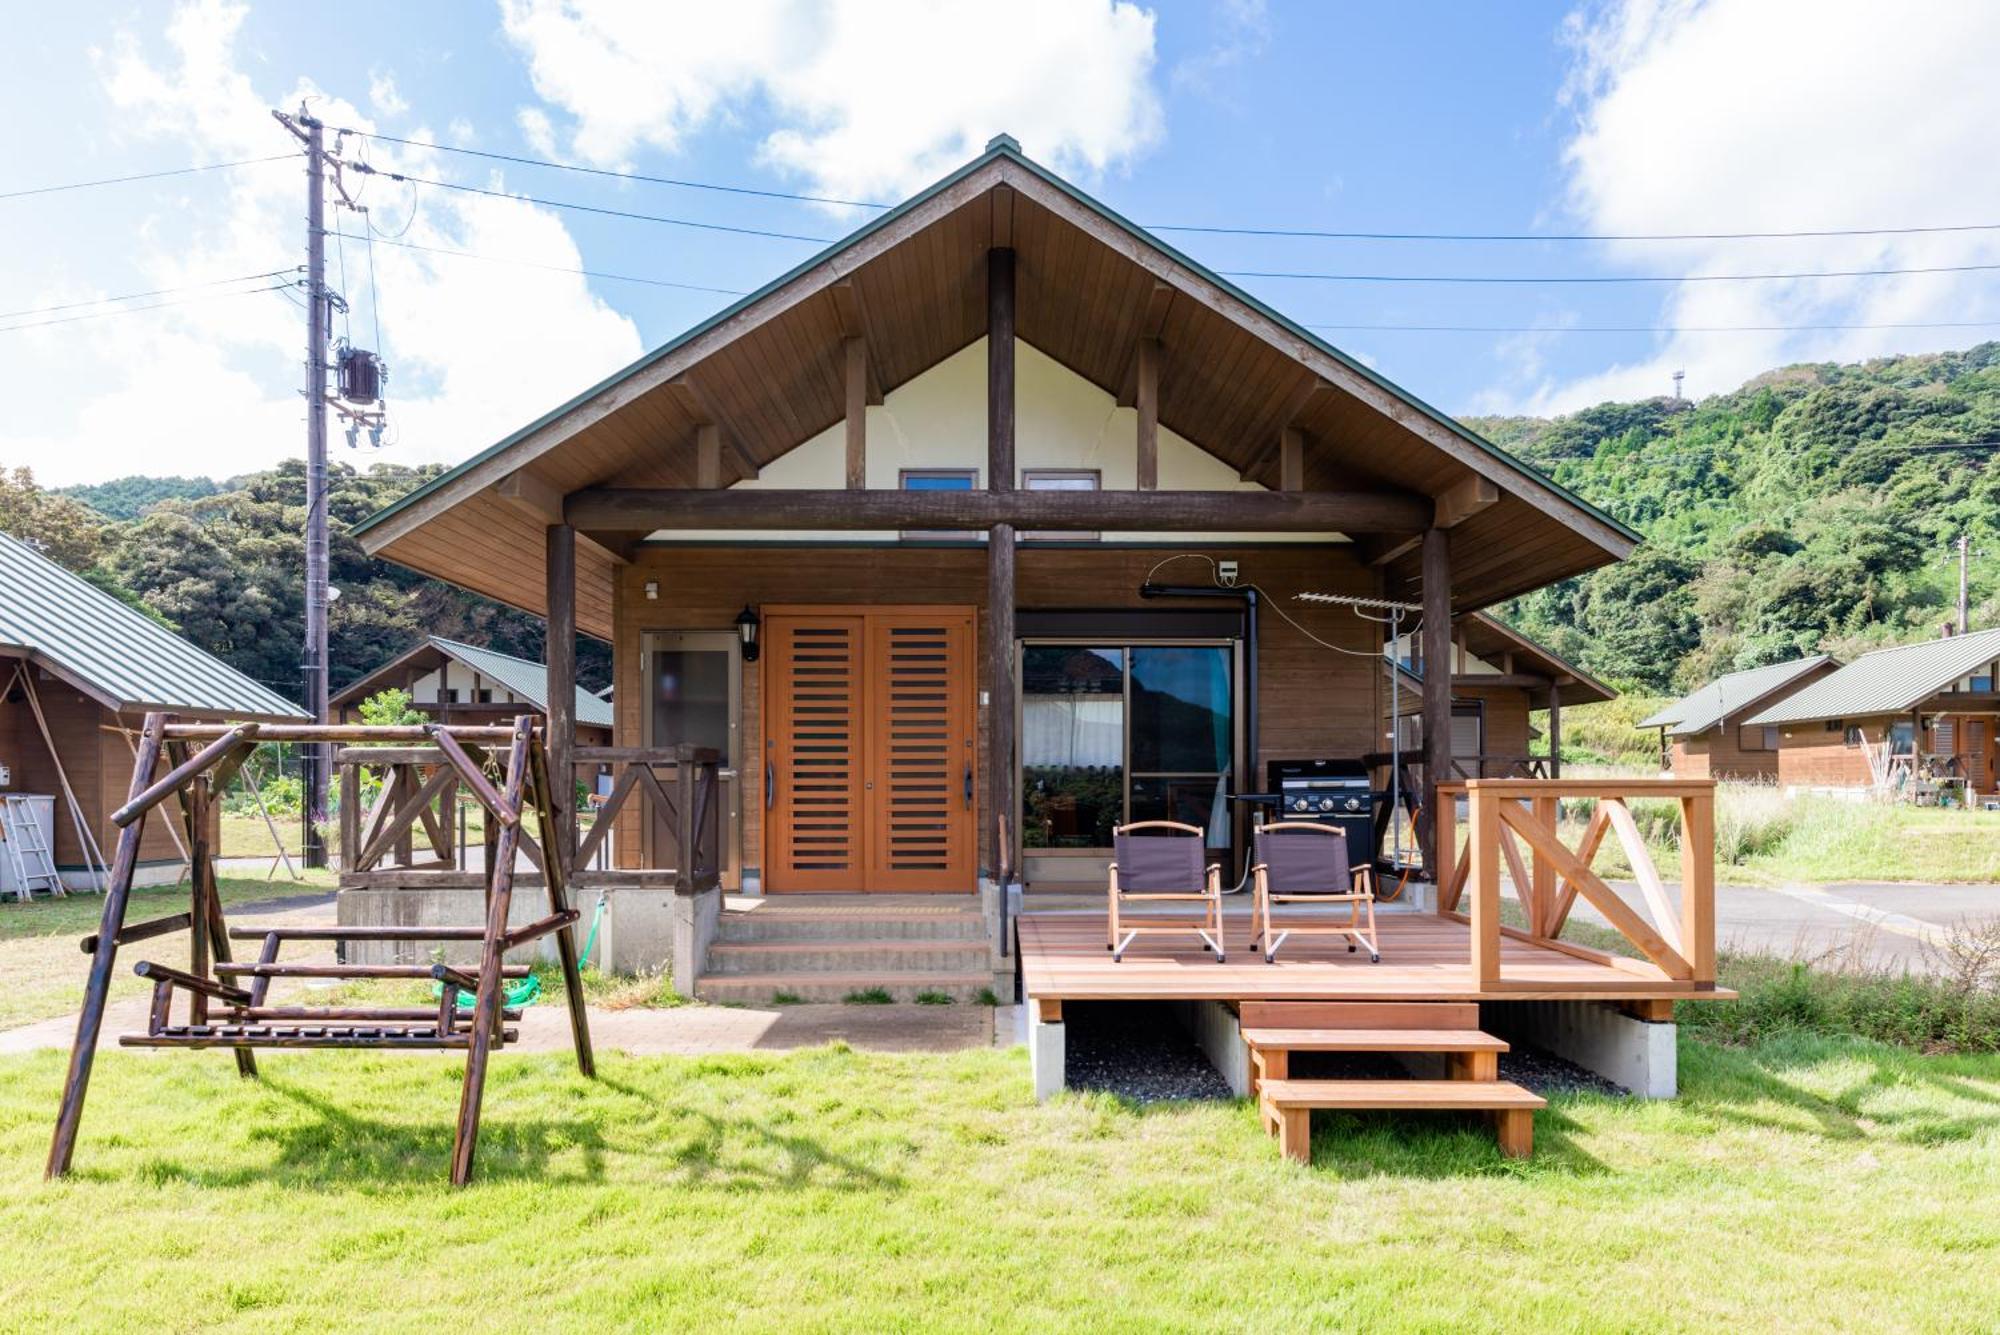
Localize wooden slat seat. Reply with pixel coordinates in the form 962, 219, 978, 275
1257, 1078, 1545, 1162
121, 1024, 520, 1050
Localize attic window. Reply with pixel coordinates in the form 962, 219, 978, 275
1022, 469, 1100, 542
900, 469, 977, 541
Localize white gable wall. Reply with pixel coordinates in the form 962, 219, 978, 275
654, 339, 1346, 544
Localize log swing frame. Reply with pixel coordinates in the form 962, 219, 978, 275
44, 713, 595, 1188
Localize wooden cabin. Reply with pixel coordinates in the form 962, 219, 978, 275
0, 531, 307, 890
1639, 655, 1838, 781
1746, 628, 2000, 798
351, 135, 1722, 1104
330, 635, 613, 746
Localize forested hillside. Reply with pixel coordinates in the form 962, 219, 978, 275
1479, 343, 2000, 691
1, 463, 609, 704
4, 343, 1995, 703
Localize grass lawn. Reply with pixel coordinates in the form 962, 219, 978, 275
0, 1033, 1995, 1330
0, 872, 336, 1031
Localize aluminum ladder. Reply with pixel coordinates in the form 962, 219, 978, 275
1, 796, 63, 901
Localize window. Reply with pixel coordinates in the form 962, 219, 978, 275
1890, 721, 1916, 755
1843, 725, 1863, 748
475, 688, 494, 704
1740, 724, 1779, 752
899, 468, 977, 541
440, 687, 460, 704
1021, 469, 1100, 541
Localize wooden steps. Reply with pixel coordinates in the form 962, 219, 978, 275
1258, 1079, 1545, 1161
1240, 1000, 1543, 1162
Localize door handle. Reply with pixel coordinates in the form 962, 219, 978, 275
766, 760, 776, 808
964, 764, 973, 811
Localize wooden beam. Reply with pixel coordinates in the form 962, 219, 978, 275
566, 487, 1434, 533
1435, 473, 1501, 528
844, 336, 867, 489
988, 523, 1017, 883
828, 282, 884, 403
545, 524, 576, 867
990, 184, 1015, 249
1116, 284, 1175, 406
1420, 527, 1452, 879
667, 374, 758, 483
1239, 375, 1329, 482
988, 247, 1015, 490
493, 469, 562, 523
1279, 427, 1305, 492
695, 424, 722, 490
1363, 534, 1423, 567
1547, 680, 1563, 779
1135, 338, 1160, 491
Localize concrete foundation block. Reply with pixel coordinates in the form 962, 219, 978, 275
592, 885, 674, 977
1172, 999, 1250, 1097
670, 886, 722, 993
1030, 1017, 1066, 1101
336, 887, 553, 967
1487, 1000, 1678, 1098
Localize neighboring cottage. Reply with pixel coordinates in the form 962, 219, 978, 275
0, 530, 307, 890
1744, 627, 2000, 796
329, 635, 613, 746
1639, 655, 1839, 780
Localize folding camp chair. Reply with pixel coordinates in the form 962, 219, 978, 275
1107, 820, 1226, 962
1249, 821, 1380, 963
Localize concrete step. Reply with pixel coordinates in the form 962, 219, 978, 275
706, 938, 991, 975
694, 970, 995, 1005
715, 908, 989, 943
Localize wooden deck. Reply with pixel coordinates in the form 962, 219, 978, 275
1017, 910, 1734, 1004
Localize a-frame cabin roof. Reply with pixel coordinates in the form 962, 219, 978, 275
329, 635, 613, 729
354, 136, 1638, 638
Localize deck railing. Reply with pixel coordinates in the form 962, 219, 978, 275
569, 744, 722, 892
1434, 778, 1717, 990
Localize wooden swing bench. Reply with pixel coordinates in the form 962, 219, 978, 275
46, 713, 595, 1188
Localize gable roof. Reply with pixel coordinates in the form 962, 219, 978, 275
1389, 611, 1617, 708
1744, 629, 2000, 727
351, 136, 1638, 637
329, 634, 613, 730
1638, 654, 1835, 737
0, 530, 307, 721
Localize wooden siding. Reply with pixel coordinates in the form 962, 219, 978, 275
1668, 727, 1779, 782
610, 543, 1380, 879
1773, 719, 1889, 789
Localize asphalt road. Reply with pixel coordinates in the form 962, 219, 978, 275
1569, 879, 2000, 974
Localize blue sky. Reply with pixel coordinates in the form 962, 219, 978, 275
4, 1, 1997, 485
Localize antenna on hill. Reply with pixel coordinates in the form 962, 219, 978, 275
1671, 369, 1685, 401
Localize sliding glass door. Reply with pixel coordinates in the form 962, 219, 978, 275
1020, 640, 1237, 863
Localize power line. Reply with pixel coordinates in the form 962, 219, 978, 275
0, 281, 297, 333
332, 127, 2000, 246
0, 154, 298, 202
1229, 261, 2000, 286
328, 230, 748, 297
341, 161, 834, 243
1307, 318, 2000, 335
0, 269, 299, 321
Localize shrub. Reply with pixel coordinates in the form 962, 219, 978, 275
1682, 939, 2000, 1053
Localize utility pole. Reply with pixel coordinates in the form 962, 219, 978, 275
274, 106, 331, 869
1959, 532, 1972, 635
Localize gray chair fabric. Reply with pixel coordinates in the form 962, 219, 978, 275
1254, 826, 1353, 896
1113, 830, 1205, 892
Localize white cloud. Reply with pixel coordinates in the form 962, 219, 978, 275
1170, 0, 1270, 101
3, 0, 641, 486
368, 70, 408, 117
498, 0, 1164, 205
1496, 0, 2000, 414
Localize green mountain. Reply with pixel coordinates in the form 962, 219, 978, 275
1480, 343, 2000, 692
58, 474, 222, 520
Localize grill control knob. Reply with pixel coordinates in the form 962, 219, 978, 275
1317, 797, 1335, 812
1343, 797, 1362, 812
1291, 797, 1310, 812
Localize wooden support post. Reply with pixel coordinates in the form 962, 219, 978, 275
695, 423, 722, 490
1434, 781, 1460, 913
1547, 681, 1563, 779
988, 523, 1017, 885
988, 247, 1015, 490
1134, 338, 1159, 491
844, 336, 867, 490
48, 713, 166, 1178
1679, 790, 1716, 984
1420, 527, 1452, 879
339, 752, 360, 872
528, 735, 595, 1079
1279, 426, 1305, 492
545, 523, 577, 870
1469, 788, 1502, 987
1530, 795, 1558, 937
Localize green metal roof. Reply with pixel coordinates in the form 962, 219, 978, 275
0, 529, 307, 720
1637, 655, 1834, 736
426, 636, 613, 729
1744, 629, 2000, 726
353, 137, 1639, 552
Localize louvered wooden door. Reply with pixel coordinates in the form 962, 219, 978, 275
764, 608, 976, 893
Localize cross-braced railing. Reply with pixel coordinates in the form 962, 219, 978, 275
46, 715, 594, 1188
569, 744, 722, 891
1434, 779, 1717, 990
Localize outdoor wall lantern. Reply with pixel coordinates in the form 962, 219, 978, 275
736, 604, 762, 662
